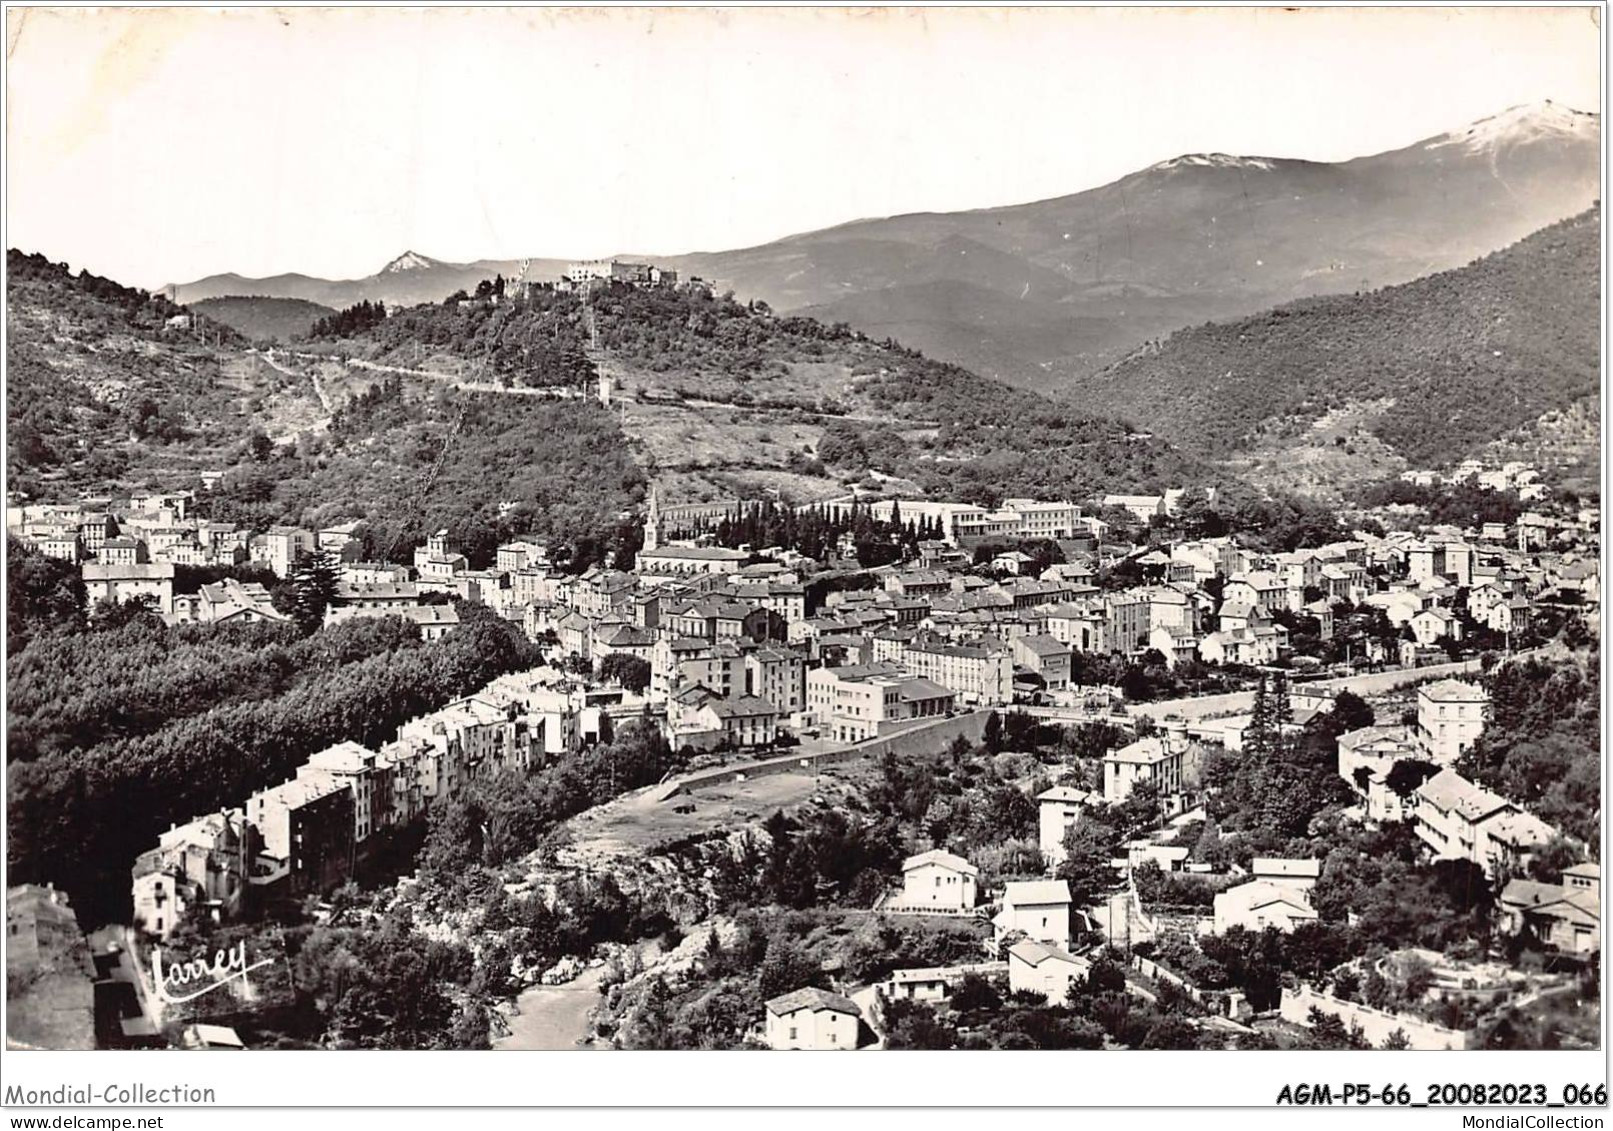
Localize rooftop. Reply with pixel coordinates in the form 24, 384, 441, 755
251, 773, 349, 810
1105, 735, 1178, 766
641, 546, 749, 561
1251, 857, 1321, 879
706, 695, 777, 719
82, 562, 174, 580
304, 741, 381, 774
1007, 938, 1085, 967
1418, 679, 1489, 704
1015, 633, 1069, 658
1037, 785, 1098, 805
902, 848, 978, 877
1216, 880, 1316, 915
1499, 878, 1564, 910
1336, 724, 1417, 752
1415, 769, 1513, 823
897, 676, 953, 702
1484, 810, 1559, 850
764, 987, 861, 1018
402, 605, 460, 626
1004, 879, 1072, 907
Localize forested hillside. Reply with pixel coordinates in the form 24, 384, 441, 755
9, 249, 1211, 569
312, 281, 1210, 507
190, 295, 336, 342
7, 250, 253, 498
6, 562, 543, 923
206, 384, 648, 571
6, 251, 650, 567
1070, 209, 1600, 470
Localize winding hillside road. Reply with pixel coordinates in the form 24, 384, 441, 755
259, 349, 334, 415
279, 351, 589, 400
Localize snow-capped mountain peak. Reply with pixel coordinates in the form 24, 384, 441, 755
1425, 100, 1598, 154
380, 251, 440, 274
1151, 153, 1276, 173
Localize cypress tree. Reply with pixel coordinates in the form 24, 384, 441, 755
290, 550, 342, 634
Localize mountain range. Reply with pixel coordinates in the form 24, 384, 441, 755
1079, 208, 1601, 497
165, 102, 1600, 389
167, 252, 570, 316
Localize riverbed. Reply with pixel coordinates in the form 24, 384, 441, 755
493, 964, 609, 1051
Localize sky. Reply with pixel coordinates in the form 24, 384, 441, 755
5, 6, 1602, 287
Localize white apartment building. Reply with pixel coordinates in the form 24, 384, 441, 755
1412, 769, 1555, 877
1103, 733, 1189, 804
897, 849, 979, 913
805, 662, 953, 743
1037, 785, 1099, 867
763, 988, 861, 1051
745, 645, 805, 720
1417, 679, 1489, 765
866, 498, 1089, 545
900, 637, 1013, 706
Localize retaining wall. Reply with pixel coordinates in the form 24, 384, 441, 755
1280, 985, 1470, 1050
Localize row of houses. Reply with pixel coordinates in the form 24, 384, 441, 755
129, 668, 596, 938
8, 490, 362, 580
1329, 680, 1600, 953
765, 854, 1091, 1049
1334, 678, 1568, 880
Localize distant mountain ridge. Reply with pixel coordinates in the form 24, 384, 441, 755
165, 102, 1600, 391
1075, 207, 1600, 482
672, 101, 1599, 390
168, 254, 569, 311
380, 250, 442, 274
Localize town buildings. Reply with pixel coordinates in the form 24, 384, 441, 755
867, 497, 1094, 545
126, 667, 568, 925
82, 561, 175, 614
30, 463, 1601, 1018
805, 663, 954, 743
1212, 881, 1319, 934
900, 636, 1012, 706
1011, 634, 1071, 689
1103, 730, 1192, 805
247, 774, 355, 898
562, 259, 679, 289
190, 578, 288, 625
1498, 864, 1601, 956
1336, 724, 1421, 821
637, 545, 750, 579
131, 809, 255, 939
1411, 769, 1557, 878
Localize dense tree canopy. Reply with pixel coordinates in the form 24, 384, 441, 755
1459, 654, 1601, 844
8, 604, 542, 923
